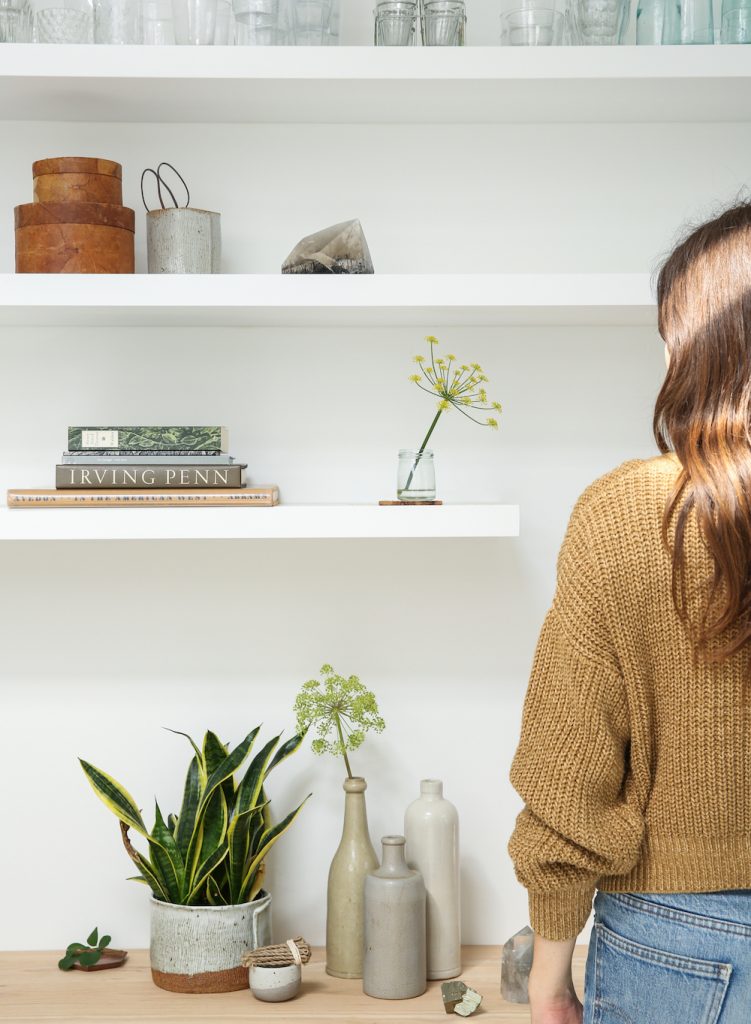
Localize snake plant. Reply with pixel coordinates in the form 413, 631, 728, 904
80, 727, 310, 907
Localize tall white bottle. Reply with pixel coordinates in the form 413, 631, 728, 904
404, 779, 460, 980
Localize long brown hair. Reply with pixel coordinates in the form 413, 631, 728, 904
653, 202, 751, 663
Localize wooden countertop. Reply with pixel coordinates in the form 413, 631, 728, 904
0, 945, 588, 1023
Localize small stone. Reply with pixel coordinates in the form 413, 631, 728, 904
454, 986, 482, 1017
281, 219, 375, 275
441, 980, 467, 1013
501, 925, 534, 1004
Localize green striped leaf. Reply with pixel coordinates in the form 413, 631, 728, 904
199, 730, 259, 817
164, 728, 207, 785
175, 756, 201, 860
266, 732, 306, 775
239, 795, 311, 902
150, 801, 185, 903
234, 735, 278, 821
199, 787, 228, 865
79, 760, 147, 837
186, 841, 229, 904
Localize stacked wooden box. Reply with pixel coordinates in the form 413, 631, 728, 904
15, 157, 135, 273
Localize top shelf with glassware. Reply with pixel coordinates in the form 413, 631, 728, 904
1, 44, 751, 124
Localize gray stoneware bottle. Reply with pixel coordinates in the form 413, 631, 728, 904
363, 835, 427, 1000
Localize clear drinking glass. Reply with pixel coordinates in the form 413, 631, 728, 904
565, 0, 629, 42
94, 0, 141, 40
288, 0, 330, 42
30, 0, 93, 40
421, 0, 465, 43
142, 0, 174, 40
374, 0, 417, 44
635, 0, 680, 42
680, 0, 713, 41
720, 3, 751, 40
213, 0, 232, 39
397, 449, 436, 502
501, 7, 563, 43
172, 0, 216, 41
0, 0, 31, 39
233, 0, 278, 42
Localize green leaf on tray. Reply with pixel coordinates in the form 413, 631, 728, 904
98, 935, 111, 950
58, 955, 76, 971
86, 927, 99, 947
78, 950, 102, 967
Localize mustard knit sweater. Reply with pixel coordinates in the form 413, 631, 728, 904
507, 452, 751, 942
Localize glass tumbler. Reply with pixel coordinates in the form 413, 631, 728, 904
0, 0, 31, 39
565, 0, 629, 42
213, 0, 232, 39
94, 0, 141, 40
374, 0, 416, 43
286, 0, 330, 42
635, 0, 680, 42
397, 449, 436, 502
421, 0, 465, 44
142, 0, 174, 40
501, 7, 563, 42
172, 0, 217, 41
233, 0, 278, 43
30, 0, 93, 41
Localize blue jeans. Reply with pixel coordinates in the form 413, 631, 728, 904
583, 889, 751, 1023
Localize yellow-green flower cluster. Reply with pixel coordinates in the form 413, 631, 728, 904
409, 335, 502, 429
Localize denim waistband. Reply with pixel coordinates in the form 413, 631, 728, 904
597, 889, 751, 933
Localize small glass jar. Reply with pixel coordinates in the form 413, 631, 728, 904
94, 0, 141, 41
30, 0, 93, 41
0, 0, 31, 40
374, 0, 417, 44
397, 449, 436, 502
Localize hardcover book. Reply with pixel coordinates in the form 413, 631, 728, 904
67, 426, 229, 452
62, 450, 225, 461
8, 487, 279, 508
56, 464, 246, 489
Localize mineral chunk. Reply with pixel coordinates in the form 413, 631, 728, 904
501, 925, 534, 1004
441, 981, 483, 1017
281, 219, 374, 274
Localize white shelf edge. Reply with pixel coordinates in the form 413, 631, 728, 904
0, 503, 521, 541
0, 274, 656, 327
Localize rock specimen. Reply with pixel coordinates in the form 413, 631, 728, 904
281, 219, 374, 274
441, 980, 483, 1017
500, 925, 534, 1004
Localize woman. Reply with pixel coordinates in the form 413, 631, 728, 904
507, 203, 751, 1024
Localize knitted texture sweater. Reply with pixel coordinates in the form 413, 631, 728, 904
507, 452, 751, 941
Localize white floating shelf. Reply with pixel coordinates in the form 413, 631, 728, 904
0, 504, 520, 541
0, 273, 654, 327
0, 46, 749, 124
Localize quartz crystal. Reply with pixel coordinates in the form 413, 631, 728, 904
500, 925, 534, 1004
281, 219, 374, 274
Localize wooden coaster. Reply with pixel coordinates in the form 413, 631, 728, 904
378, 500, 443, 506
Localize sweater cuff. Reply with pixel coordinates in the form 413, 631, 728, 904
528, 888, 594, 940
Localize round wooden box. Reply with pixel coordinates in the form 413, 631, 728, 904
14, 201, 135, 274
32, 157, 123, 206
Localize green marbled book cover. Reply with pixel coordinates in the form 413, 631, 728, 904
67, 426, 228, 451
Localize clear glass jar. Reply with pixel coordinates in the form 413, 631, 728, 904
94, 0, 141, 41
30, 0, 93, 41
397, 449, 436, 502
374, 0, 417, 44
0, 0, 31, 40
421, 0, 465, 44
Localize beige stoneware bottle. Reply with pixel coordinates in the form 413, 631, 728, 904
404, 778, 461, 980
326, 776, 379, 979
363, 835, 427, 1000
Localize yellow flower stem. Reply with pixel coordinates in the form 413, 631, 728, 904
404, 409, 443, 494
335, 713, 353, 779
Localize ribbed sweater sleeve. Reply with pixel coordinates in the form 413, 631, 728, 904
507, 492, 645, 940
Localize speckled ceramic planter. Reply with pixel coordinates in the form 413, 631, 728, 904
149, 891, 272, 993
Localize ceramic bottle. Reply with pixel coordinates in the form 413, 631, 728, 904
326, 776, 379, 979
404, 778, 460, 980
363, 835, 427, 1000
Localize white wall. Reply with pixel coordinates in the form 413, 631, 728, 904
0, 102, 749, 950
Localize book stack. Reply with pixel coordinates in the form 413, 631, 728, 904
7, 426, 280, 509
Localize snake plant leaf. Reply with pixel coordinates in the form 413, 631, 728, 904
79, 760, 148, 838
227, 801, 268, 904
98, 935, 111, 950
248, 861, 266, 903
202, 730, 229, 775
199, 730, 259, 817
199, 787, 228, 865
78, 950, 102, 967
120, 822, 169, 901
186, 841, 229, 904
206, 875, 228, 906
164, 728, 207, 785
86, 927, 98, 947
266, 732, 307, 775
175, 755, 201, 860
234, 735, 279, 821
150, 801, 185, 902
239, 794, 311, 901
167, 813, 178, 835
